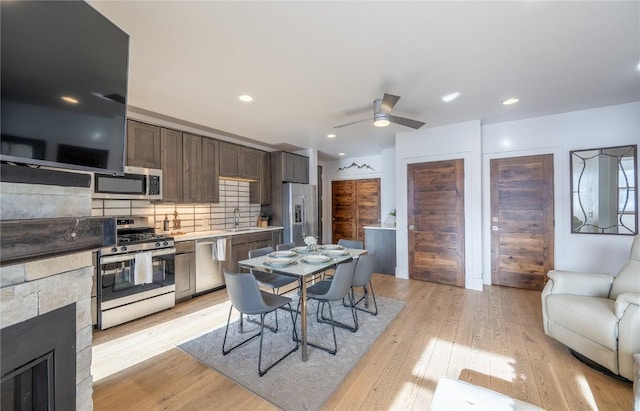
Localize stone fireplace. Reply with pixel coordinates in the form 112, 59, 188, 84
1, 303, 76, 409
0, 181, 96, 411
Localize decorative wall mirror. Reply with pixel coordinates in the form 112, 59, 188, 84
571, 145, 637, 235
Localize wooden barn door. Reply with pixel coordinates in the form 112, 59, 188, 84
490, 154, 554, 290
332, 178, 381, 244
355, 179, 381, 242
408, 159, 465, 287
332, 180, 356, 242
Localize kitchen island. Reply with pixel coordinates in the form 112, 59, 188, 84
364, 224, 396, 275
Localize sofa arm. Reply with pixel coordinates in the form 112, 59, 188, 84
615, 292, 640, 319
546, 270, 613, 297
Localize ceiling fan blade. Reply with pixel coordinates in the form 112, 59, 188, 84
333, 118, 371, 129
389, 115, 425, 129
379, 93, 400, 113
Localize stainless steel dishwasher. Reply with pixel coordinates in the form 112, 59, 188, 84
195, 237, 227, 293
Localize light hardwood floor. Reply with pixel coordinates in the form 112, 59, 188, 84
92, 275, 633, 410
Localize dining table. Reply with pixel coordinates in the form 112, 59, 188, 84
238, 245, 367, 361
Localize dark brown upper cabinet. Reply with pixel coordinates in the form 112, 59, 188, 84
219, 142, 261, 180
160, 129, 219, 203
241, 147, 260, 180
126, 120, 161, 168
250, 150, 271, 205
160, 128, 183, 203
281, 151, 309, 184
219, 142, 241, 178
182, 133, 203, 203
201, 138, 220, 203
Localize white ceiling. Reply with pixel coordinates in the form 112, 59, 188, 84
90, 1, 640, 160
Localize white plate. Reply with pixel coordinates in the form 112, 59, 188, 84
264, 258, 295, 267
301, 255, 331, 264
268, 250, 296, 258
322, 249, 349, 257
321, 244, 344, 250
292, 246, 312, 254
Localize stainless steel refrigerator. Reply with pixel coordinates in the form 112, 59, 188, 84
282, 183, 318, 246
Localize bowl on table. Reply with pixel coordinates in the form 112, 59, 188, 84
268, 250, 297, 258
320, 244, 345, 250
264, 257, 296, 267
300, 255, 332, 265
322, 249, 350, 257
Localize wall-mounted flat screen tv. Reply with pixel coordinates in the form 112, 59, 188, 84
1, 0, 129, 174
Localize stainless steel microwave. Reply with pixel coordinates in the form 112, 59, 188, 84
93, 166, 162, 200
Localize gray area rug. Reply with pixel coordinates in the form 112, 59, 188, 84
178, 294, 405, 411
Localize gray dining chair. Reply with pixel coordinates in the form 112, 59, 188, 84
222, 269, 298, 377
276, 242, 296, 251
248, 246, 299, 330
337, 239, 363, 249
322, 239, 362, 281
294, 260, 358, 355
345, 253, 378, 316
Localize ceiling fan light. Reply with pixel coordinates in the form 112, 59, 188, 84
374, 113, 390, 127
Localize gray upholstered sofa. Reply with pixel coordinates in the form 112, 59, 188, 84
541, 235, 640, 381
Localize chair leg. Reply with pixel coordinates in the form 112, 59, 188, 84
222, 305, 261, 355
319, 291, 358, 332
293, 299, 338, 355
257, 303, 299, 377
345, 282, 378, 316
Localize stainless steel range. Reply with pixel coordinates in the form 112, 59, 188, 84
97, 217, 176, 330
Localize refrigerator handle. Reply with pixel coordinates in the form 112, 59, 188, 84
301, 196, 306, 236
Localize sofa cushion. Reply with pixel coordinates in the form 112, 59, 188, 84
610, 260, 640, 299
546, 294, 618, 350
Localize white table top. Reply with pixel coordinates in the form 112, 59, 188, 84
238, 247, 367, 277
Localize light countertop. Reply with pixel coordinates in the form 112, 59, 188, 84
364, 224, 397, 231
169, 226, 283, 242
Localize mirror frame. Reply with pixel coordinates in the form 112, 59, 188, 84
570, 144, 637, 235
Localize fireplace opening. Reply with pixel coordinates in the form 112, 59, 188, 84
1, 304, 76, 411
1, 351, 54, 410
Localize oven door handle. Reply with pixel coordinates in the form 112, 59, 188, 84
99, 248, 176, 265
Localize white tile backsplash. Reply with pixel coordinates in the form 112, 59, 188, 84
91, 179, 261, 233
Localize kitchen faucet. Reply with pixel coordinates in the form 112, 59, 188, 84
234, 207, 240, 229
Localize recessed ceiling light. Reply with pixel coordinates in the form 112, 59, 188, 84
327, 134, 336, 138
502, 98, 519, 105
636, 61, 640, 71
338, 152, 345, 156
61, 96, 79, 104
238, 95, 253, 102
442, 92, 461, 103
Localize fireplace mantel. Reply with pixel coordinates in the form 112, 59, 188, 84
0, 217, 116, 266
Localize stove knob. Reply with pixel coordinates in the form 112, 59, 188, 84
155, 242, 161, 247
121, 246, 127, 252
163, 241, 169, 246
111, 247, 118, 253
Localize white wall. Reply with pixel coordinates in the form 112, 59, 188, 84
482, 102, 639, 277
395, 120, 483, 290
392, 102, 639, 290
322, 153, 396, 243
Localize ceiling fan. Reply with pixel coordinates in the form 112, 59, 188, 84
334, 93, 426, 130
